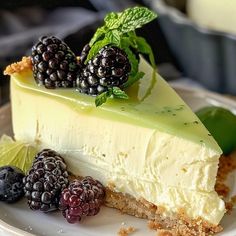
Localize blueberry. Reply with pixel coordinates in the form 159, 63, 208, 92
0, 166, 25, 203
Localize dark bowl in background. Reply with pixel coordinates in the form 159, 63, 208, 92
145, 0, 236, 95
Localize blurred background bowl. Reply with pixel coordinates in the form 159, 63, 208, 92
145, 0, 236, 95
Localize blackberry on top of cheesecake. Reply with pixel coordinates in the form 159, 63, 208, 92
4, 6, 226, 235
31, 36, 79, 89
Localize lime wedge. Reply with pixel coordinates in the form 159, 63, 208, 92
196, 106, 236, 155
0, 135, 38, 174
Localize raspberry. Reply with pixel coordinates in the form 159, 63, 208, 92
59, 176, 105, 223
31, 36, 80, 88
77, 45, 131, 96
23, 149, 69, 212
0, 166, 25, 203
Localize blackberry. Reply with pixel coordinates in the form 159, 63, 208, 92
77, 45, 131, 96
59, 176, 105, 223
23, 149, 69, 212
80, 44, 90, 65
31, 36, 80, 88
0, 166, 25, 203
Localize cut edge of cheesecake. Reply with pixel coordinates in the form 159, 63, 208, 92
8, 57, 226, 235
104, 187, 223, 235
67, 175, 223, 235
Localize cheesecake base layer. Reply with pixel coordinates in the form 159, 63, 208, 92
105, 188, 222, 236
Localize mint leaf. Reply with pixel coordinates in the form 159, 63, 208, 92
135, 36, 156, 69
124, 71, 145, 88
122, 47, 142, 87
120, 38, 139, 75
106, 30, 121, 46
124, 47, 138, 75
95, 87, 128, 106
95, 91, 110, 107
86, 38, 110, 63
104, 7, 157, 33
87, 31, 121, 62
134, 36, 157, 79
112, 87, 129, 99
89, 26, 107, 46
105, 12, 120, 29
118, 7, 157, 33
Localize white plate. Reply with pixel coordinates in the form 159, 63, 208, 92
0, 86, 236, 236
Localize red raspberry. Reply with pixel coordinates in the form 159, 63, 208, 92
59, 176, 105, 223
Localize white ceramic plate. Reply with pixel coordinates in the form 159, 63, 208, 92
0, 86, 235, 236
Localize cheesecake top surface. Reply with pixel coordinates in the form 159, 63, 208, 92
11, 58, 222, 154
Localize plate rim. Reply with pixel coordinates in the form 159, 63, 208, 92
0, 218, 34, 236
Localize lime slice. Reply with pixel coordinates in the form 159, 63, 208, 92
0, 135, 38, 174
196, 106, 236, 155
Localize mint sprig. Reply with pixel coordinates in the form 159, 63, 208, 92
87, 7, 157, 59
86, 7, 157, 106
95, 87, 129, 107
89, 26, 107, 46
116, 7, 157, 33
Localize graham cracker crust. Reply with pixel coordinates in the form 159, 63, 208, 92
215, 154, 236, 213
104, 188, 222, 236
104, 153, 236, 235
4, 57, 32, 75
117, 226, 136, 236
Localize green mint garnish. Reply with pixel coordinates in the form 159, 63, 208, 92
124, 71, 145, 88
95, 87, 129, 107
87, 6, 157, 106
104, 7, 157, 33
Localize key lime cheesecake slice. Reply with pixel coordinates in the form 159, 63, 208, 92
5, 7, 225, 236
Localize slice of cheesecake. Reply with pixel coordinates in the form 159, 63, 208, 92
9, 58, 225, 235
